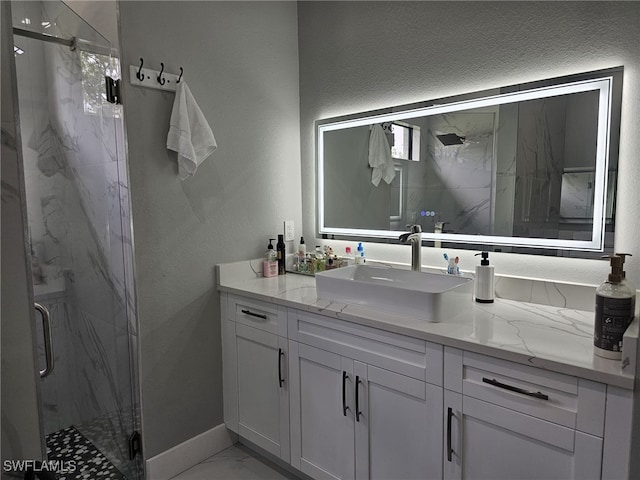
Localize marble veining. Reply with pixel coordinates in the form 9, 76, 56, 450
217, 260, 636, 389
13, 7, 140, 478
171, 445, 294, 480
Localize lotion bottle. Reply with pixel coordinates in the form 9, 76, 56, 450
474, 251, 494, 303
355, 242, 366, 264
594, 255, 635, 359
298, 236, 306, 258
263, 239, 278, 278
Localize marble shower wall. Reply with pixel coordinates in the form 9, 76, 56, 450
421, 112, 496, 235
14, 10, 137, 474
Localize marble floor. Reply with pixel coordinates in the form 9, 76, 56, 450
171, 444, 299, 480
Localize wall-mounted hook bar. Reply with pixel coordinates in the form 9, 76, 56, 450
129, 64, 183, 92
157, 62, 166, 85
136, 58, 145, 81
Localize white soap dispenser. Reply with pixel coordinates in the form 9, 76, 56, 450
474, 251, 494, 303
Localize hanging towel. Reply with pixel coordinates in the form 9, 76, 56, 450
167, 81, 217, 180
368, 124, 395, 186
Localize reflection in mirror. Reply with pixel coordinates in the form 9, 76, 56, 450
317, 68, 622, 257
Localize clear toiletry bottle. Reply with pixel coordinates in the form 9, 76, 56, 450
298, 236, 306, 259
474, 251, 494, 303
594, 255, 635, 359
343, 246, 352, 267
263, 239, 278, 278
355, 242, 366, 264
276, 234, 286, 275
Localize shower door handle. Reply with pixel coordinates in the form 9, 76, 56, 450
35, 303, 54, 378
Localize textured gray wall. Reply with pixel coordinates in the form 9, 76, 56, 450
298, 1, 640, 286
118, 1, 301, 457
1, 0, 45, 465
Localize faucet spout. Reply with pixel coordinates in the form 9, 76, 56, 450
399, 225, 422, 272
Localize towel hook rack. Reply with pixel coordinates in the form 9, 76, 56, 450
177, 67, 183, 84
136, 58, 145, 81
157, 62, 166, 85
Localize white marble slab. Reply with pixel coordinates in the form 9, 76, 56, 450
217, 260, 636, 389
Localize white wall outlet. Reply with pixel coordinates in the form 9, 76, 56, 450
284, 220, 295, 241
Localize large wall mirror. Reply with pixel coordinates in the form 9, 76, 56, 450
317, 68, 622, 257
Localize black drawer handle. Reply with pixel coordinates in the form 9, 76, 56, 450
355, 376, 362, 422
278, 348, 284, 387
482, 377, 549, 401
447, 407, 454, 462
241, 309, 267, 320
342, 371, 349, 416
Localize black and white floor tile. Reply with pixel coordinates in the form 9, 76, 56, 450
46, 426, 126, 480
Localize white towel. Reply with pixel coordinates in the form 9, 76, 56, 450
368, 124, 395, 186
167, 81, 217, 180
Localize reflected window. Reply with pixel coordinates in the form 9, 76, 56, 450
81, 51, 120, 117
391, 122, 420, 161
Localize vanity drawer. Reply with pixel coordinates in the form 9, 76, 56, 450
288, 309, 442, 385
228, 294, 287, 337
445, 348, 606, 436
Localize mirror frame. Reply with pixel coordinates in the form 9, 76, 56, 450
316, 67, 622, 252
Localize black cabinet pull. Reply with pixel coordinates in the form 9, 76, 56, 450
482, 377, 549, 401
355, 376, 362, 422
342, 371, 349, 416
278, 348, 284, 387
447, 407, 454, 462
241, 309, 267, 320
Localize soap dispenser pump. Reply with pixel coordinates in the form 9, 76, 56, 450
594, 255, 635, 359
474, 251, 494, 303
263, 239, 278, 278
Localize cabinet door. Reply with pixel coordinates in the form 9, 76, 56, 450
354, 362, 443, 480
444, 391, 603, 480
290, 342, 355, 480
236, 323, 290, 462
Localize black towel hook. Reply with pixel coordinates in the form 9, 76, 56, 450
177, 67, 184, 84
136, 58, 144, 81
157, 62, 166, 85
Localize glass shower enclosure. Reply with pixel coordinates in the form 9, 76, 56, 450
11, 1, 141, 478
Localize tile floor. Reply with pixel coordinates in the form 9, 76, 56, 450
46, 426, 126, 480
171, 444, 299, 480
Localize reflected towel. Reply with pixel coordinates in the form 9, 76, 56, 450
368, 124, 395, 186
167, 81, 217, 180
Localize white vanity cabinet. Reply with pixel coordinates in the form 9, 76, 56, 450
221, 293, 290, 462
443, 348, 606, 480
288, 310, 444, 480
219, 280, 636, 480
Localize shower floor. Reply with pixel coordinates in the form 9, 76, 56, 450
46, 426, 126, 480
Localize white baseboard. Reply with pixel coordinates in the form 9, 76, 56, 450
145, 423, 237, 480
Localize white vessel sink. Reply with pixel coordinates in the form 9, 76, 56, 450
315, 265, 473, 322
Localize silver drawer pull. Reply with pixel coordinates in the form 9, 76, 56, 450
482, 377, 549, 401
241, 309, 267, 320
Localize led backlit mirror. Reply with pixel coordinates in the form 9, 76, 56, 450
317, 68, 622, 256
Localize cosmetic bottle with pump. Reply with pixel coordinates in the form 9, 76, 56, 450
298, 236, 306, 258
276, 234, 286, 275
355, 242, 366, 264
263, 239, 278, 278
594, 255, 635, 359
474, 251, 494, 303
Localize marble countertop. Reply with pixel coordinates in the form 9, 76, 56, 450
217, 262, 637, 389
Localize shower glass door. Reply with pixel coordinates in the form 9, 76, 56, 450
12, 1, 141, 478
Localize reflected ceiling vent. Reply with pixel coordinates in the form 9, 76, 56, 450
436, 133, 465, 146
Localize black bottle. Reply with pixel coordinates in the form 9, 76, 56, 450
276, 234, 286, 275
